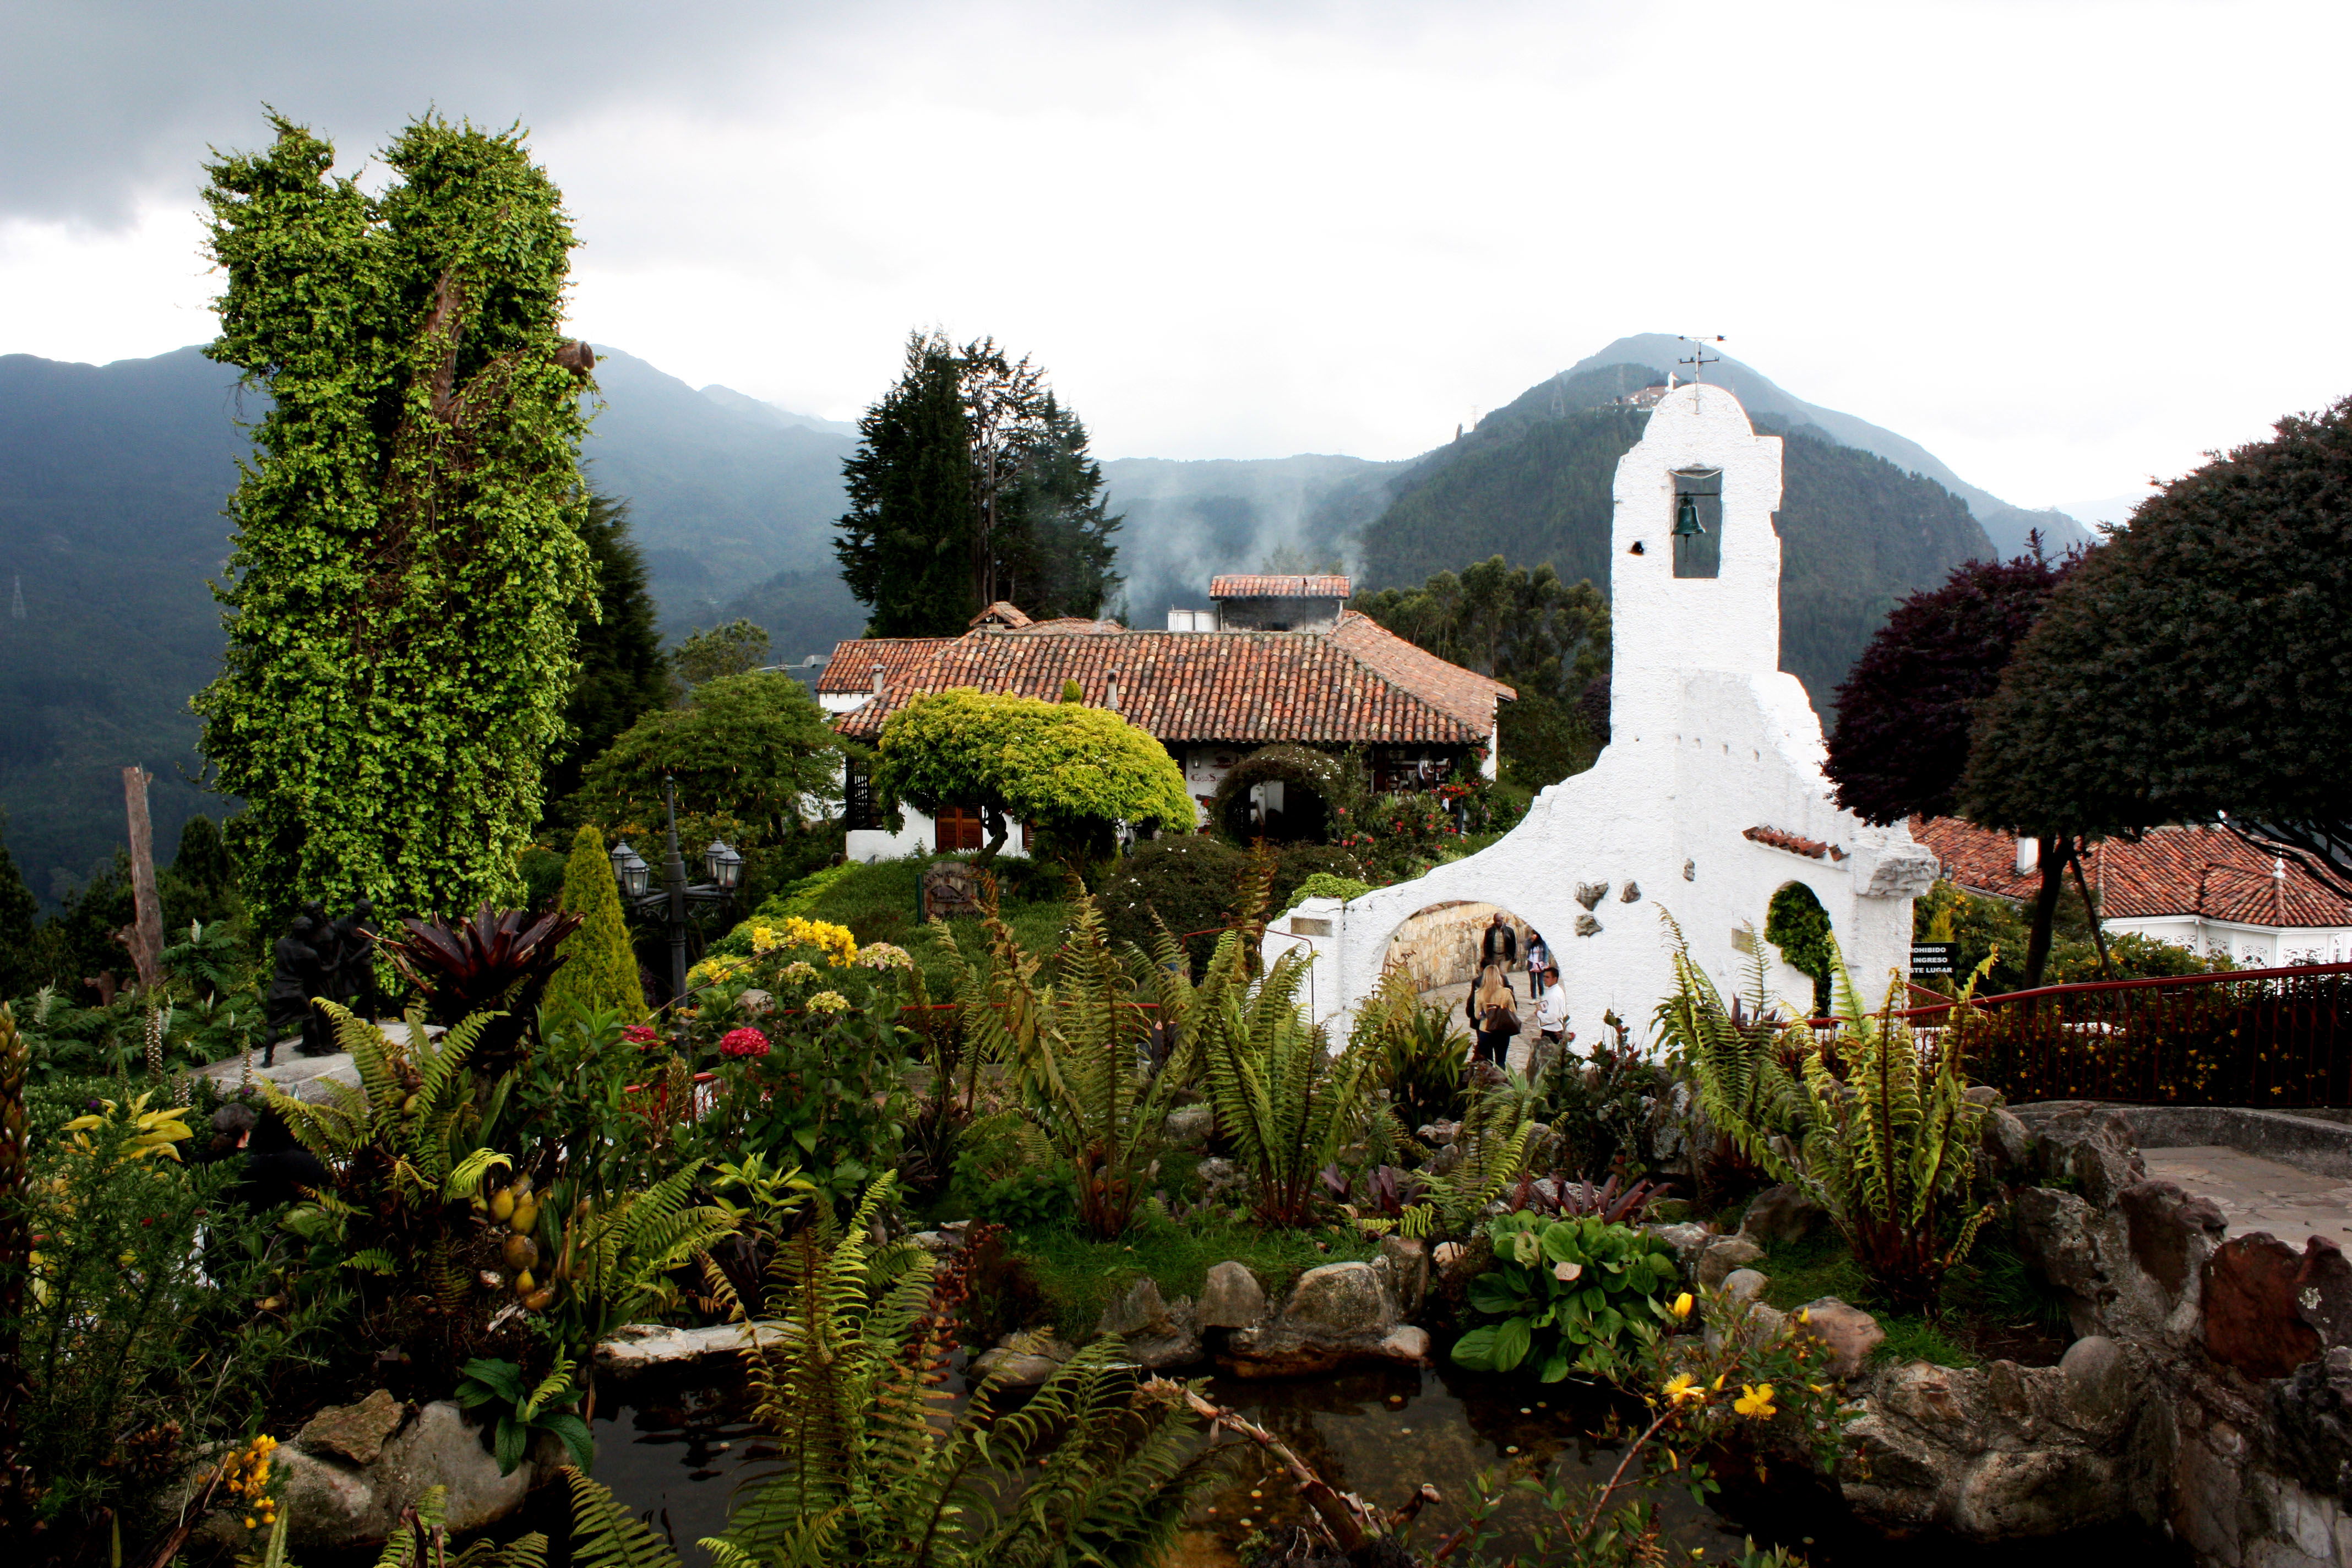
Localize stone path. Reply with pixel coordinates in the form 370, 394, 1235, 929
194, 1021, 435, 1104
2141, 1144, 2352, 1253
1419, 977, 1548, 1074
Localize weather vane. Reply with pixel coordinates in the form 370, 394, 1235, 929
1677, 335, 1724, 384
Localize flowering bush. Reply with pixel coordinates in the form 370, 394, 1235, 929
677, 918, 915, 1205
719, 1027, 771, 1059
620, 1023, 658, 1045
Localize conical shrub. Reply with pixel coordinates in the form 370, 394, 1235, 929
543, 824, 649, 1024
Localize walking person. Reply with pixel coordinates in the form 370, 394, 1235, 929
1465, 963, 1521, 1068
1479, 911, 1518, 995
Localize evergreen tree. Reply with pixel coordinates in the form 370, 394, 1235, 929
1967, 396, 2352, 897
835, 334, 1121, 631
547, 493, 667, 813
543, 823, 648, 1024
194, 114, 594, 930
997, 395, 1124, 619
835, 333, 979, 635
574, 672, 840, 846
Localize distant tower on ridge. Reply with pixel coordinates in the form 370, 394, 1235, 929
9, 575, 21, 621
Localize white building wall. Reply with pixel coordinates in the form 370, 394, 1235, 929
1278, 385, 1937, 1047
2105, 916, 2352, 971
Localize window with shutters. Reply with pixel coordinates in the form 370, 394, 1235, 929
935, 804, 986, 852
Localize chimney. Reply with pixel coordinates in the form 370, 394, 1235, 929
1107, 669, 1122, 713
871, 666, 885, 701
2014, 836, 2039, 875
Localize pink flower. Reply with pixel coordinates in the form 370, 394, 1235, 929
621, 1025, 658, 1045
718, 1027, 771, 1060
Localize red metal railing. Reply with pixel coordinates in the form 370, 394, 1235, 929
1802, 961, 2352, 1107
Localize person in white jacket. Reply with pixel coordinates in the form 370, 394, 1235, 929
1533, 964, 1573, 1055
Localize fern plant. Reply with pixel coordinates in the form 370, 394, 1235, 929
1171, 922, 1370, 1228
1653, 911, 1810, 1183
543, 1160, 738, 1380
1682, 931, 1996, 1313
942, 881, 1176, 1239
1348, 965, 1467, 1131
1421, 1075, 1535, 1237
639, 1175, 1222, 1568
271, 1002, 512, 1292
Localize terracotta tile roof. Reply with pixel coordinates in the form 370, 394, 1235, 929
1209, 574, 1352, 599
818, 612, 1511, 746
1914, 817, 2352, 930
1005, 616, 1124, 635
968, 601, 1032, 628
814, 639, 946, 694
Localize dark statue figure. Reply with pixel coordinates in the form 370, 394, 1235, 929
263, 900, 379, 1065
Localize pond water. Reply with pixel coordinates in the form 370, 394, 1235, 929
569, 1355, 2185, 1568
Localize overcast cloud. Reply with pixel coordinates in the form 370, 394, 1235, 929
6, 0, 2346, 509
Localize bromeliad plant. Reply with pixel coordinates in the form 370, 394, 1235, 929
1450, 1212, 1681, 1384
382, 903, 583, 1078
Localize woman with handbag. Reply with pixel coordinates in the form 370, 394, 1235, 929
1464, 963, 1521, 1068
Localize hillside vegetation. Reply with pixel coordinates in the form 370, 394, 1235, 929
1356, 366, 1996, 714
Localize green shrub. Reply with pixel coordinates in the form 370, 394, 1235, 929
1102, 839, 1362, 972
542, 825, 649, 1025
1282, 870, 1373, 912
1451, 1212, 1680, 1382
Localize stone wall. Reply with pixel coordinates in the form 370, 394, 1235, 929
1380, 901, 1536, 994
1843, 1101, 2352, 1565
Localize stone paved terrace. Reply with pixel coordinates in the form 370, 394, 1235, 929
194, 1020, 435, 1104
2140, 1143, 2352, 1252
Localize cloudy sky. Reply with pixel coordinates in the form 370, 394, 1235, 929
7, 0, 2346, 516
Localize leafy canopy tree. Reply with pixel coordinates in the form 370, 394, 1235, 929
544, 493, 667, 816
670, 617, 771, 690
1353, 556, 1609, 788
834, 333, 1121, 635
1825, 547, 2076, 983
574, 671, 839, 845
871, 689, 1194, 863
542, 824, 649, 1024
194, 114, 594, 929
1968, 399, 2352, 900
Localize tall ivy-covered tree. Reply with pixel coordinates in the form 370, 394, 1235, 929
1967, 398, 2352, 898
194, 114, 594, 929
545, 493, 667, 815
835, 333, 979, 635
1826, 547, 2075, 982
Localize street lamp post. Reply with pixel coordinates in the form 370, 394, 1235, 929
608, 776, 744, 1004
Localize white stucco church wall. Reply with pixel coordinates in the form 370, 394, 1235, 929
1272, 383, 1939, 1046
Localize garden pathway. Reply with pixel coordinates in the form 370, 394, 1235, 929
1419, 976, 1547, 1075
2141, 1144, 2352, 1253
193, 1020, 432, 1104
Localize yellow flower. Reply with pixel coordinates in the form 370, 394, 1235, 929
1734, 1383, 1778, 1420
750, 924, 780, 954
1672, 1292, 1694, 1320
1661, 1372, 1705, 1405
806, 990, 851, 1016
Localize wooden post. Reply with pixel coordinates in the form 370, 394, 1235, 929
121, 766, 164, 995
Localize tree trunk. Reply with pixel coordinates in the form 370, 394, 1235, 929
120, 766, 164, 995
2069, 844, 2114, 978
2022, 835, 2068, 988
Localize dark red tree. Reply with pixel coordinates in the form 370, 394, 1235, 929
1826, 543, 2076, 983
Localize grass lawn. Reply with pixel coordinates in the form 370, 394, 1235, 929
999, 1211, 1380, 1340
742, 854, 1080, 998
1739, 1217, 2073, 1370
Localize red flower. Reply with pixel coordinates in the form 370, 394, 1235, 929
719, 1027, 771, 1059
622, 1024, 658, 1044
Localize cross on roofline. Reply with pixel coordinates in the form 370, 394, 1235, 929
1677, 335, 1725, 383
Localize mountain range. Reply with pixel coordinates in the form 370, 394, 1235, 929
0, 334, 2084, 901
